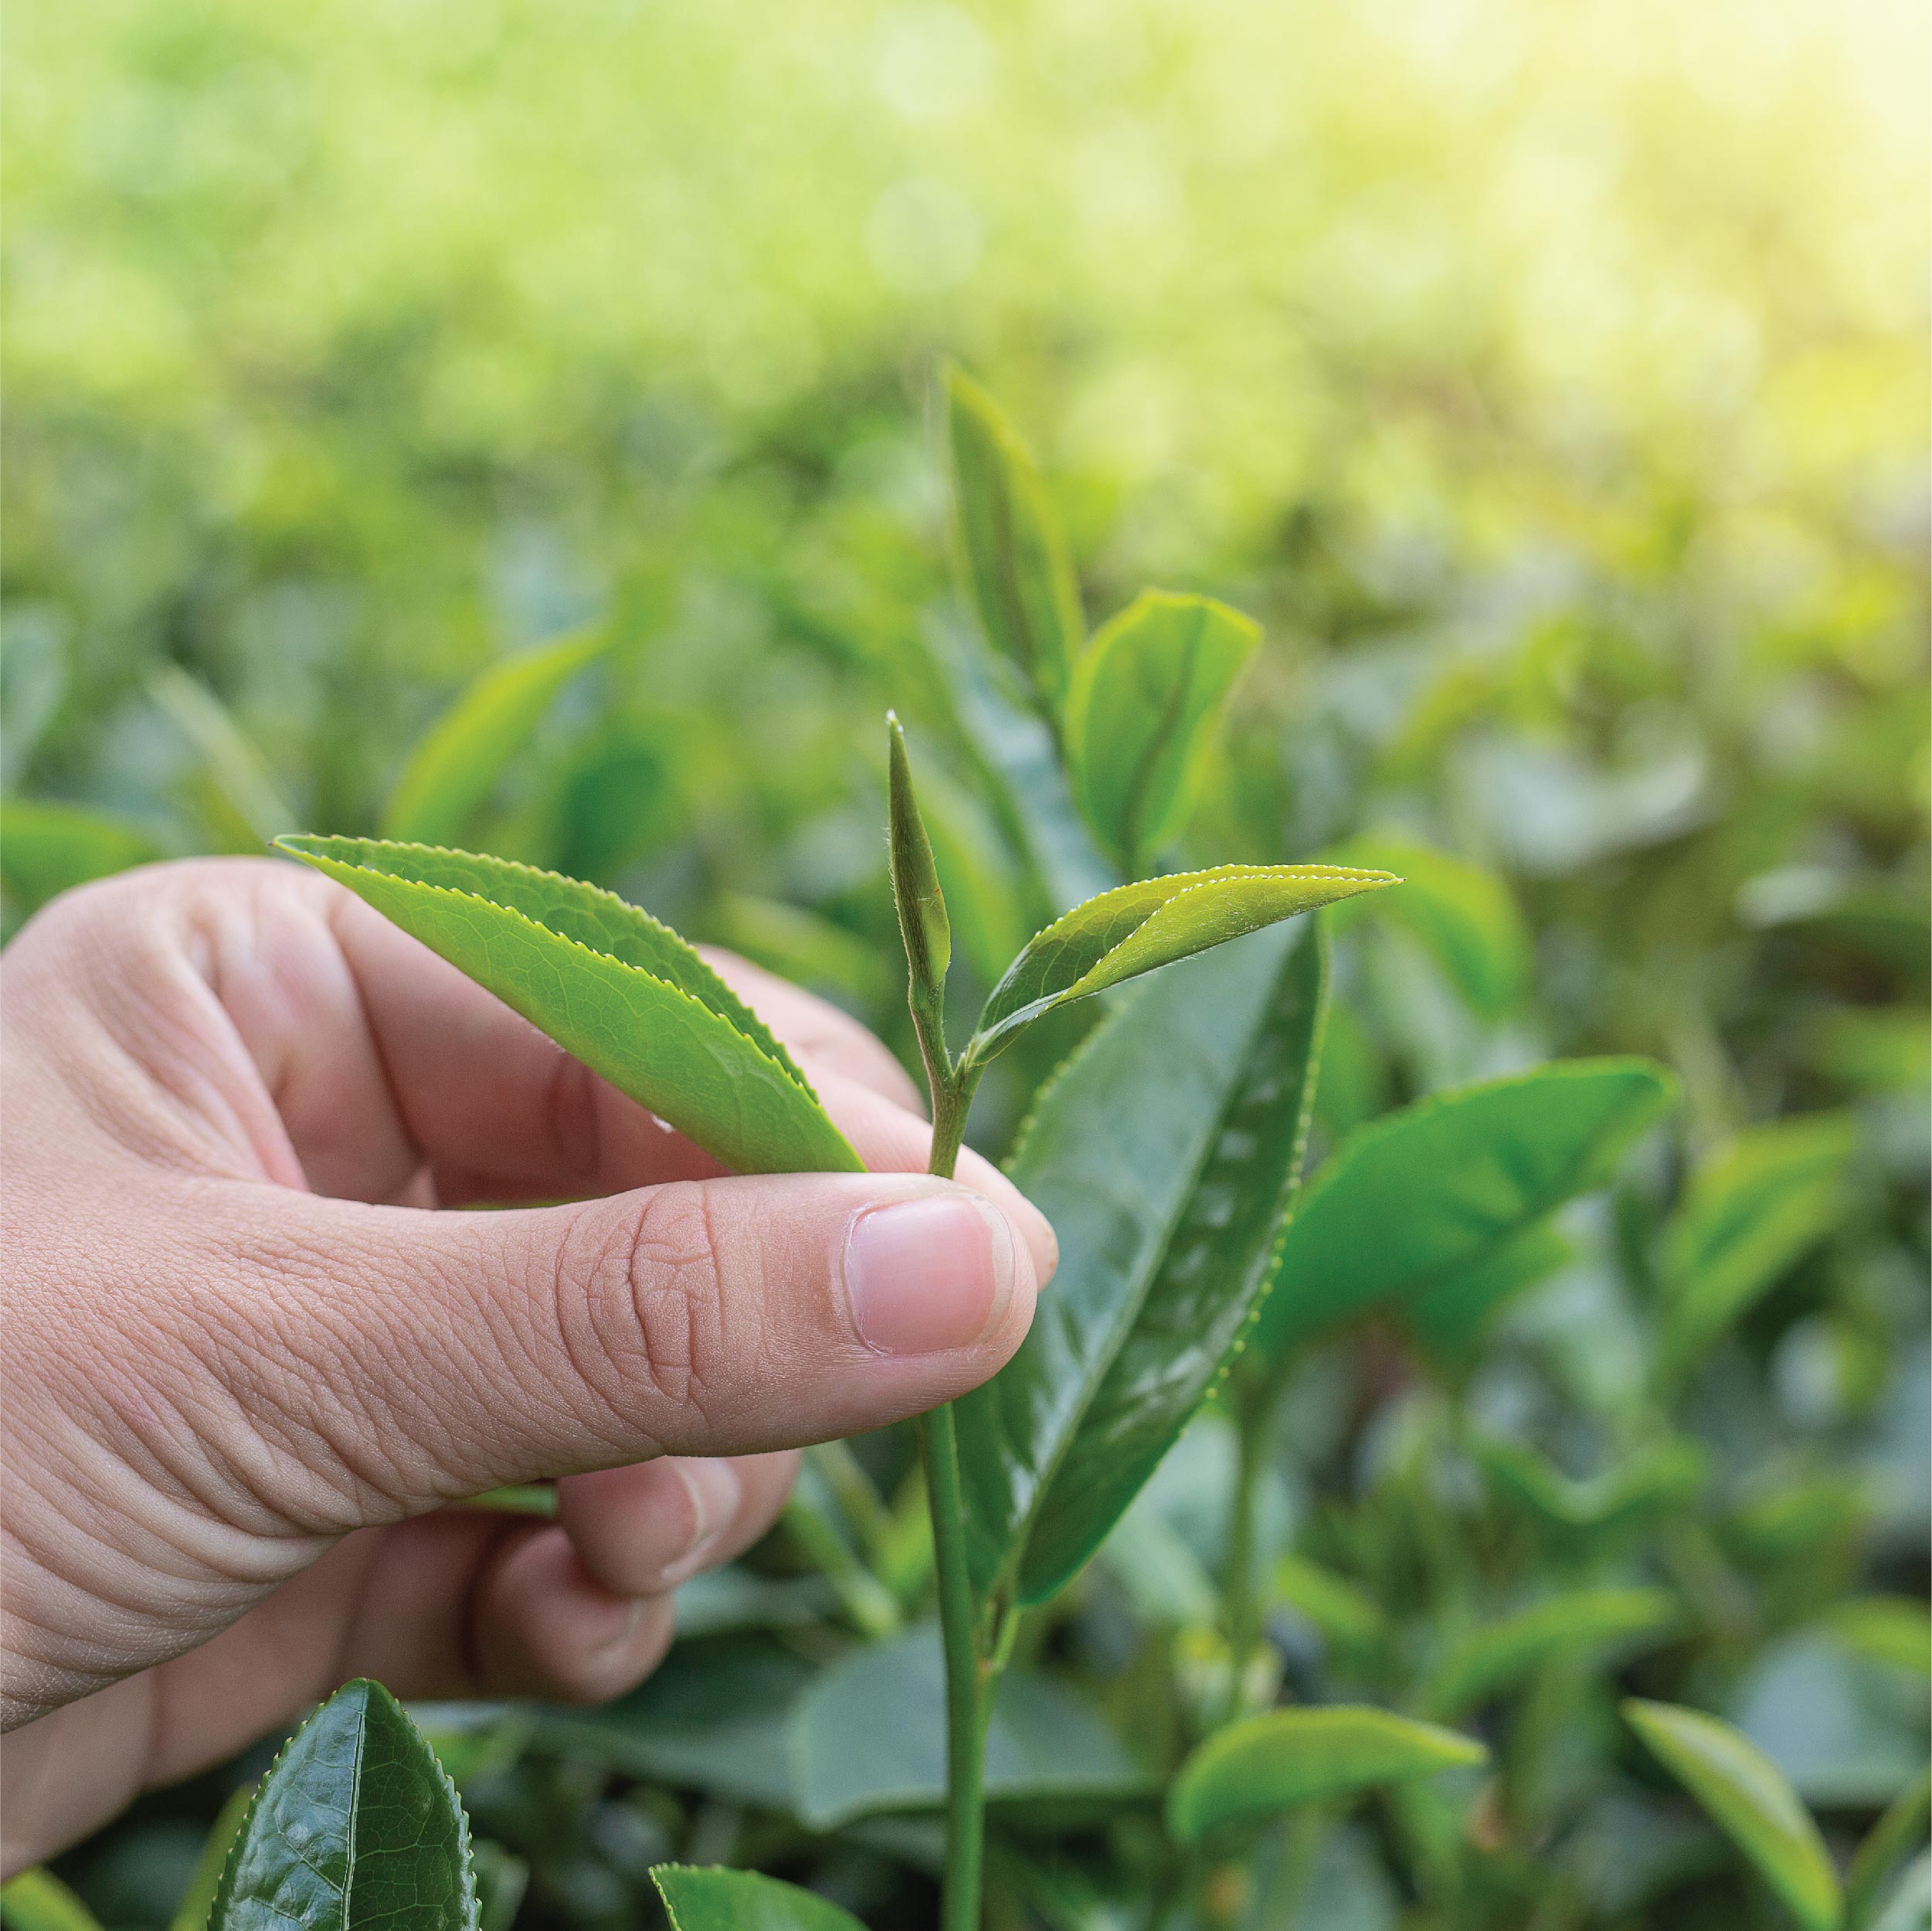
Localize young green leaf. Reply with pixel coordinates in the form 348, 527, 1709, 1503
1166, 1707, 1486, 1844
886, 713, 951, 1009
944, 365, 1083, 712
1660, 1111, 1858, 1378
209, 1679, 476, 1931
650, 1867, 867, 1931
0, 1871, 105, 1931
276, 837, 860, 1176
966, 863, 1393, 1064
1062, 591, 1259, 874
1845, 1768, 1930, 1931
786, 1625, 1152, 1830
0, 799, 164, 912
1422, 1587, 1677, 1719
1251, 1058, 1677, 1367
955, 920, 1329, 1607
149, 665, 297, 852
1624, 1699, 1843, 1931
382, 630, 606, 848
1326, 833, 1530, 1018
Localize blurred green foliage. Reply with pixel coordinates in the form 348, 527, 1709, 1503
3, 0, 1926, 1925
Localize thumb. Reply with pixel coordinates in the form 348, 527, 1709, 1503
201, 1173, 1041, 1520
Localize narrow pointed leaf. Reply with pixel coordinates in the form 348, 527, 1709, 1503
1252, 1058, 1677, 1366
786, 1626, 1152, 1830
1016, 920, 1329, 1602
969, 864, 1393, 1063
1845, 1767, 1930, 1931
1423, 1587, 1677, 1719
150, 666, 296, 850
171, 1785, 256, 1931
956, 921, 1329, 1606
1625, 1699, 1842, 1931
650, 1867, 866, 1931
1063, 592, 1259, 872
886, 713, 950, 1000
209, 1679, 476, 1931
945, 365, 1083, 710
276, 837, 860, 1176
383, 631, 605, 847
1167, 1707, 1486, 1844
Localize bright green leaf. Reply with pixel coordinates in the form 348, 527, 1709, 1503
1829, 1600, 1932, 1678
209, 1679, 476, 1931
956, 921, 1329, 1606
944, 365, 1083, 711
1624, 1699, 1843, 1931
1661, 1112, 1858, 1376
1252, 1058, 1677, 1366
149, 666, 296, 852
650, 1867, 865, 1931
382, 631, 605, 847
1272, 1556, 1390, 1654
787, 1625, 1153, 1830
1063, 591, 1259, 874
968, 863, 1393, 1064
1166, 1706, 1486, 1844
1, 1871, 104, 1931
886, 712, 950, 1003
0, 799, 164, 911
275, 837, 860, 1176
1424, 1587, 1677, 1719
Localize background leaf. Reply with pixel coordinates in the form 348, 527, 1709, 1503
786, 1626, 1152, 1830
945, 365, 1083, 713
0, 799, 164, 914
278, 837, 860, 1176
1623, 1699, 1843, 1931
1166, 1707, 1486, 1843
382, 631, 605, 848
650, 1866, 866, 1931
1063, 591, 1259, 873
0, 1872, 105, 1931
1423, 1587, 1678, 1719
209, 1679, 475, 1931
1251, 1059, 1677, 1366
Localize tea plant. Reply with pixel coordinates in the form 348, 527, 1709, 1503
4, 368, 1924, 1931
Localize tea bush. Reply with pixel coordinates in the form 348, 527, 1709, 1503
2, 0, 1925, 1926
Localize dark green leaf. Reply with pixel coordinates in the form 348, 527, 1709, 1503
1166, 1707, 1486, 1844
1661, 1112, 1858, 1376
0, 799, 164, 911
1624, 1699, 1842, 1931
382, 632, 605, 847
1251, 1058, 1677, 1366
944, 365, 1083, 711
969, 864, 1392, 1064
650, 1867, 865, 1931
956, 922, 1329, 1605
1031, 921, 1327, 1601
1063, 592, 1258, 872
209, 1679, 476, 1931
1423, 1587, 1677, 1719
275, 837, 861, 1176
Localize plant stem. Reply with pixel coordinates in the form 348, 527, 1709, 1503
921, 1398, 991, 1931
905, 991, 993, 1929
1219, 1378, 1268, 1728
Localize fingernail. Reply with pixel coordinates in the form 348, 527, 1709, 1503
658, 1459, 742, 1586
844, 1192, 1018, 1356
593, 1597, 646, 1656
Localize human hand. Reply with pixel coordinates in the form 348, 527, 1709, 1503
0, 858, 1053, 1868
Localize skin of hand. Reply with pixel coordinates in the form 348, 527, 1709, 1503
0, 858, 1055, 1870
